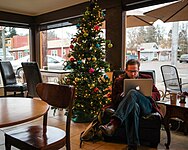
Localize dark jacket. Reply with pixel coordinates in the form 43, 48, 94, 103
111, 73, 163, 117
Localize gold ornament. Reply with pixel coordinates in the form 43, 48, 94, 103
83, 32, 88, 37
108, 43, 113, 48
75, 77, 79, 82
91, 84, 95, 88
92, 57, 97, 61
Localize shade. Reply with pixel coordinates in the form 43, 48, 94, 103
126, 15, 157, 28
145, 0, 188, 23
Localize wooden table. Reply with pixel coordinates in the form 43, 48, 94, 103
0, 97, 49, 128
40, 69, 71, 83
159, 97, 188, 149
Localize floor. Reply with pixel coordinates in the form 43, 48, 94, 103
0, 109, 188, 150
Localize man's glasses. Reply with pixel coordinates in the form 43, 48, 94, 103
126, 70, 139, 73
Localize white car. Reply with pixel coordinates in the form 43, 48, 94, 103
11, 55, 66, 77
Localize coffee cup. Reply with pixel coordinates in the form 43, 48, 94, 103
170, 92, 177, 104
179, 94, 186, 103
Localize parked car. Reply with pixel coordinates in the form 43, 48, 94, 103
140, 55, 148, 61
10, 55, 66, 77
0, 48, 14, 61
179, 54, 188, 63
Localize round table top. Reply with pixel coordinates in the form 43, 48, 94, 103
0, 97, 49, 128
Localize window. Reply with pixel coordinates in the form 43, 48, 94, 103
51, 50, 58, 56
40, 25, 77, 70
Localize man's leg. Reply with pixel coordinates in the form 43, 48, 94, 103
125, 103, 140, 145
100, 89, 153, 148
113, 89, 152, 123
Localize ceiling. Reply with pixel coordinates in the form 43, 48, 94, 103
0, 0, 88, 16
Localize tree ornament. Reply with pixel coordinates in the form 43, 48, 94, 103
94, 25, 100, 31
85, 10, 90, 15
76, 23, 80, 28
92, 57, 97, 61
69, 56, 75, 62
83, 32, 88, 37
66, 65, 71, 69
75, 77, 80, 82
89, 68, 95, 74
108, 43, 113, 48
72, 38, 77, 43
94, 87, 99, 92
77, 60, 82, 64
104, 74, 108, 79
96, 43, 100, 48
70, 44, 74, 49
91, 84, 95, 88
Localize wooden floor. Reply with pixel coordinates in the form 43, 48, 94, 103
0, 109, 188, 150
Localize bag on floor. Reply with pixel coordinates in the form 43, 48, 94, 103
79, 108, 114, 148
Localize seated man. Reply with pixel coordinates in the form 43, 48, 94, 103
100, 59, 163, 150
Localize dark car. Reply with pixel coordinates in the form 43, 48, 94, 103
179, 54, 188, 63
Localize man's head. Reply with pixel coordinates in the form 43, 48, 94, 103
125, 59, 140, 79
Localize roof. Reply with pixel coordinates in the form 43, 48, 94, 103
10, 39, 70, 51
139, 42, 158, 50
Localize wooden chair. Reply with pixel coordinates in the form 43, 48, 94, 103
4, 83, 75, 150
21, 62, 43, 97
0, 61, 27, 96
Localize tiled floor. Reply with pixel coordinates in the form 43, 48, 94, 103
0, 109, 188, 150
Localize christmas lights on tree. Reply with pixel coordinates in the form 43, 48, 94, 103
61, 0, 113, 122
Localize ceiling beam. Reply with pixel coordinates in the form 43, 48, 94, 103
0, 11, 34, 27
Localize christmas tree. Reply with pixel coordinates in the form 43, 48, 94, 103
61, 0, 113, 123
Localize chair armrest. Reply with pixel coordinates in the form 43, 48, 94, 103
142, 112, 161, 120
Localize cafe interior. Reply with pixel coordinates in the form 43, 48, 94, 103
0, 0, 188, 150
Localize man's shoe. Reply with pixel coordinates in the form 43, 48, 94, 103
127, 145, 137, 150
99, 122, 117, 136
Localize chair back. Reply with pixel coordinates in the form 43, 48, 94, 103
0, 61, 17, 85
36, 83, 75, 109
112, 70, 156, 84
140, 70, 156, 84
21, 62, 43, 97
161, 65, 182, 93
36, 83, 75, 149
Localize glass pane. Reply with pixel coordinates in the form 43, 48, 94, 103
0, 26, 30, 83
40, 25, 77, 70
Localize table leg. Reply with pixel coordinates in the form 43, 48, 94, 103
163, 117, 171, 149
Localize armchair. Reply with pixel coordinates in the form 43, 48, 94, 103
103, 70, 161, 147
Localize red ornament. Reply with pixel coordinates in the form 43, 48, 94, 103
107, 93, 111, 98
70, 56, 75, 62
89, 68, 95, 74
94, 87, 99, 92
70, 44, 74, 49
94, 25, 100, 31
72, 38, 77, 43
108, 86, 112, 91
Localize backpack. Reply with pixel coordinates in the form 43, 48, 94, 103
79, 108, 115, 148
